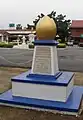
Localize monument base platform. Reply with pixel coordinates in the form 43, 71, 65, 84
0, 86, 83, 115
11, 71, 74, 102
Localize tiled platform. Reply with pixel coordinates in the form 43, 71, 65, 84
0, 86, 83, 113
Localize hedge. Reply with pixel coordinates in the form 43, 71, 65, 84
0, 42, 14, 48
12, 42, 18, 45
10, 42, 22, 45
57, 43, 66, 48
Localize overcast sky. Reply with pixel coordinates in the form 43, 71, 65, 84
0, 0, 83, 28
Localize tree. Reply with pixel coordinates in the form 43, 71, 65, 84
33, 11, 71, 42
16, 24, 22, 30
26, 24, 35, 30
56, 14, 71, 42
33, 13, 45, 26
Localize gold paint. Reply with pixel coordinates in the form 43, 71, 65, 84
36, 16, 57, 40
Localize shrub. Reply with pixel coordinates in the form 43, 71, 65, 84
57, 43, 66, 48
5, 43, 13, 48
0, 42, 5, 47
0, 42, 14, 48
10, 42, 22, 45
57, 39, 66, 43
19, 42, 22, 45
29, 44, 34, 49
13, 42, 18, 45
57, 39, 62, 43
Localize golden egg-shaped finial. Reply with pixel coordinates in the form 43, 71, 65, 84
36, 16, 57, 40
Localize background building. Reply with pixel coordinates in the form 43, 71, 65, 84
70, 20, 83, 44
0, 29, 36, 43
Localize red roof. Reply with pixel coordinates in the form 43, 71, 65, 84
71, 20, 83, 28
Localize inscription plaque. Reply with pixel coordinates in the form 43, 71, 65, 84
33, 46, 51, 74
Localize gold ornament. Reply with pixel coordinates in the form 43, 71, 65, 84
36, 16, 57, 40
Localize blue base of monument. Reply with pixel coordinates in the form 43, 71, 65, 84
0, 86, 83, 113
33, 40, 58, 46
11, 71, 74, 86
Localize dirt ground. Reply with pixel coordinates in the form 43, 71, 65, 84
0, 67, 83, 120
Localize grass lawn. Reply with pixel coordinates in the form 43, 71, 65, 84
0, 67, 83, 120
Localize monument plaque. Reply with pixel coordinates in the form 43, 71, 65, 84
32, 46, 51, 74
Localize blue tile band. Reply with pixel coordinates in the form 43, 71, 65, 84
33, 40, 58, 46
28, 71, 62, 80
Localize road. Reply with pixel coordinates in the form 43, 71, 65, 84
0, 47, 83, 72
58, 47, 83, 72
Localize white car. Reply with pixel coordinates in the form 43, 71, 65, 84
67, 41, 73, 46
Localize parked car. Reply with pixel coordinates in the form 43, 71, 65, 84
78, 39, 83, 47
73, 41, 79, 45
78, 42, 83, 47
67, 41, 73, 46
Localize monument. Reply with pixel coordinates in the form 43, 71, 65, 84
17, 35, 20, 46
28, 33, 35, 43
22, 35, 26, 45
0, 16, 83, 116
13, 35, 28, 49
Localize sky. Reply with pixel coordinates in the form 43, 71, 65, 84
0, 0, 83, 28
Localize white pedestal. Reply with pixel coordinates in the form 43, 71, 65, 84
31, 46, 58, 75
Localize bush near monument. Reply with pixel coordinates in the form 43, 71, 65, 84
0, 42, 14, 48
10, 42, 22, 45
57, 39, 62, 43
57, 43, 66, 48
29, 44, 34, 49
11, 42, 18, 45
